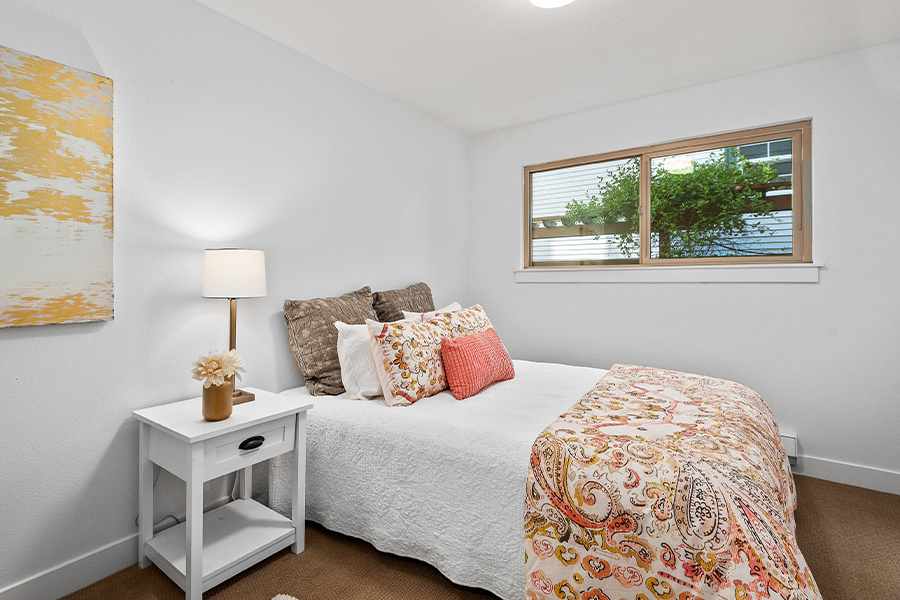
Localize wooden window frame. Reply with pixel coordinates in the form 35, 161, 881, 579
524, 120, 812, 269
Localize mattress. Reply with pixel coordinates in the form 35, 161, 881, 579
275, 359, 608, 600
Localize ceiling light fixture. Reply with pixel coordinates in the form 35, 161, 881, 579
529, 0, 575, 7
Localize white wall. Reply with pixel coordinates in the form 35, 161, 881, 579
470, 42, 900, 493
0, 0, 470, 595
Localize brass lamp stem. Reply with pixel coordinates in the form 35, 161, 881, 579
229, 298, 237, 351
229, 298, 238, 394
225, 298, 254, 403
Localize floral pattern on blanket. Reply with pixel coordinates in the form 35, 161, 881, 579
525, 365, 820, 600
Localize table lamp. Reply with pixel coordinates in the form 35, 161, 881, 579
202, 248, 267, 404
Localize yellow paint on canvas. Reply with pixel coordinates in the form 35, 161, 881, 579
0, 286, 113, 328
0, 45, 113, 327
0, 188, 96, 223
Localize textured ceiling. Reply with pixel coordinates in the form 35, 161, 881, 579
195, 0, 900, 133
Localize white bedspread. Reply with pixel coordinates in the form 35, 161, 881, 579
275, 359, 607, 600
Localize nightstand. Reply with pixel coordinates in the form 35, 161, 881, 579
133, 387, 313, 600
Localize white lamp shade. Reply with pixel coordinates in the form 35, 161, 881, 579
202, 249, 267, 298
530, 0, 575, 7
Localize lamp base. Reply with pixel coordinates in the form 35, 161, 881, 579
232, 389, 256, 405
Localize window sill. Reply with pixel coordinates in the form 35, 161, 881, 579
515, 263, 822, 284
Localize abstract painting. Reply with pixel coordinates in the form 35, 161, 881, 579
0, 45, 113, 328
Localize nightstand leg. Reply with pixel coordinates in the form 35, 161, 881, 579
238, 466, 251, 500
185, 443, 204, 600
138, 423, 153, 568
291, 412, 307, 553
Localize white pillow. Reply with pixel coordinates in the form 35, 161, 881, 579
402, 302, 462, 321
334, 321, 383, 400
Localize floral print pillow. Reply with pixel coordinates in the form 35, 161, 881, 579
426, 304, 492, 339
367, 318, 448, 406
366, 305, 495, 407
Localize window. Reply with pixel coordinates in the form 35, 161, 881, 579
525, 121, 811, 268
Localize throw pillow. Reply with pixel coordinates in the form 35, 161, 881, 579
367, 318, 447, 406
402, 301, 462, 321
372, 282, 435, 323
334, 321, 383, 400
441, 327, 515, 399
284, 287, 377, 396
427, 304, 492, 339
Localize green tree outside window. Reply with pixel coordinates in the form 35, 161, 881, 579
565, 149, 787, 259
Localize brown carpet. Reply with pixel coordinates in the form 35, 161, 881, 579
793, 475, 900, 599
63, 475, 899, 600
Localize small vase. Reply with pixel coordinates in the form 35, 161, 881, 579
202, 379, 234, 421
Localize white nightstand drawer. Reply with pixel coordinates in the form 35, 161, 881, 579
203, 415, 296, 480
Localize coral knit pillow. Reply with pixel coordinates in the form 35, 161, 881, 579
440, 327, 515, 400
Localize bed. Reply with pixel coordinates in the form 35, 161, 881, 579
275, 359, 604, 599
272, 359, 819, 600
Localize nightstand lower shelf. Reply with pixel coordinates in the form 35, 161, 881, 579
145, 499, 295, 593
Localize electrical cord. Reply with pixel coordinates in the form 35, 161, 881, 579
230, 471, 239, 501
135, 467, 246, 529
133, 465, 180, 529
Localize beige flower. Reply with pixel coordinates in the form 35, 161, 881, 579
191, 349, 245, 388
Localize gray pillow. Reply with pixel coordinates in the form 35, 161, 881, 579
284, 286, 377, 396
372, 282, 435, 323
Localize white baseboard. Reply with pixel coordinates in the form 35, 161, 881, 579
792, 454, 900, 496
0, 534, 137, 600
0, 495, 233, 600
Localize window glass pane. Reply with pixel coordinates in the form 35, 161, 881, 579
648, 139, 793, 259
530, 156, 640, 266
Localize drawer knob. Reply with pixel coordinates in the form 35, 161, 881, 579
238, 435, 265, 451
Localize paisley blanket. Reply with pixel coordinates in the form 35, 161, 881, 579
525, 365, 819, 600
